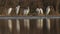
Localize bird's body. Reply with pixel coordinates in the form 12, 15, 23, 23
16, 5, 20, 15
46, 6, 50, 15
8, 8, 12, 15
24, 7, 30, 15
36, 8, 43, 15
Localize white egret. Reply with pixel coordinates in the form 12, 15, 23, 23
8, 8, 12, 15
16, 5, 20, 33
46, 6, 51, 30
46, 6, 50, 15
36, 8, 43, 29
36, 8, 43, 15
24, 7, 30, 15
8, 8, 12, 32
16, 5, 20, 15
24, 7, 30, 29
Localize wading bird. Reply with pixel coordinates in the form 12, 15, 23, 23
8, 8, 13, 32
23, 7, 30, 16
46, 6, 51, 31
46, 6, 50, 15
16, 5, 20, 15
36, 8, 43, 15
24, 7, 30, 29
16, 5, 20, 33
36, 8, 43, 29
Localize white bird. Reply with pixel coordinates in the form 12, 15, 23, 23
24, 7, 30, 30
16, 5, 20, 15
24, 7, 30, 15
8, 8, 12, 15
46, 6, 50, 15
36, 8, 43, 15
36, 8, 43, 29
46, 6, 51, 30
8, 7, 12, 32
16, 5, 20, 33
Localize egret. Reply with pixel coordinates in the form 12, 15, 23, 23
8, 8, 12, 32
16, 5, 20, 33
24, 7, 30, 16
24, 7, 30, 29
16, 5, 20, 15
46, 6, 51, 30
36, 8, 43, 15
8, 8, 12, 15
36, 8, 43, 29
46, 6, 50, 15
